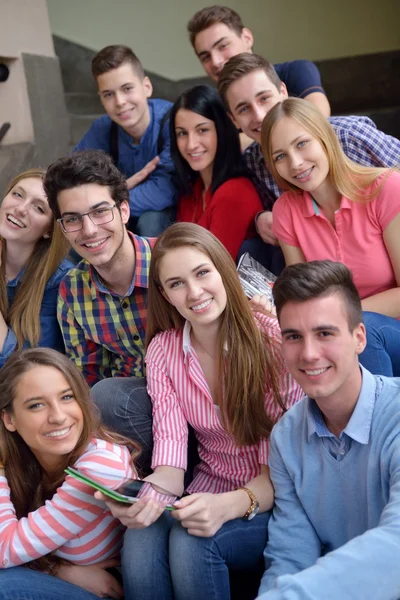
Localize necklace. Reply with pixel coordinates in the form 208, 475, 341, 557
193, 335, 216, 360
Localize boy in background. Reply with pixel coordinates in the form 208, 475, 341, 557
75, 45, 177, 236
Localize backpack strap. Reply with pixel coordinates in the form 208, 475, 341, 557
156, 108, 171, 156
109, 121, 119, 165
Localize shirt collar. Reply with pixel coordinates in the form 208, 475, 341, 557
89, 231, 150, 299
306, 365, 376, 444
303, 194, 352, 218
182, 320, 228, 360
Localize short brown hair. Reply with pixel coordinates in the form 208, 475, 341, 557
273, 260, 363, 332
218, 53, 282, 111
187, 5, 244, 47
91, 45, 144, 79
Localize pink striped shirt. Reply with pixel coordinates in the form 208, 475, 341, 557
146, 313, 303, 494
0, 439, 135, 568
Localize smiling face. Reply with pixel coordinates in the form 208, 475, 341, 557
226, 69, 288, 143
194, 22, 253, 82
270, 116, 330, 194
57, 183, 130, 268
279, 294, 366, 406
158, 246, 227, 330
0, 177, 52, 247
97, 62, 152, 140
175, 109, 218, 183
2, 365, 84, 473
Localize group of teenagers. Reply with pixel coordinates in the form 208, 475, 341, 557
0, 4, 400, 600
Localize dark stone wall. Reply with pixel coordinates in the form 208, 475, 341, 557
22, 53, 70, 167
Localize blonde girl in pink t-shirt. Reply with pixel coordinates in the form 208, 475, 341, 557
260, 98, 400, 376
0, 347, 140, 600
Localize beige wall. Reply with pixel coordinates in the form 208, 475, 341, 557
1, 0, 55, 58
1, 0, 55, 144
47, 0, 400, 80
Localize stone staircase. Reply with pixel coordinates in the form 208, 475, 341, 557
54, 36, 400, 148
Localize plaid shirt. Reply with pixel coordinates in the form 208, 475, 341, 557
58, 233, 154, 386
245, 115, 400, 210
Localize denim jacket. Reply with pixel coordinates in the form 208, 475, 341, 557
1, 258, 73, 367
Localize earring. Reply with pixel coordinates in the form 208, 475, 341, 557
43, 233, 50, 239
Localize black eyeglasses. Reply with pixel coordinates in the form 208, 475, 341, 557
58, 204, 117, 232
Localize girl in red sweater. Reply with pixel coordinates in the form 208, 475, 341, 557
170, 85, 262, 260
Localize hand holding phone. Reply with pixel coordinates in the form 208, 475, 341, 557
65, 467, 178, 510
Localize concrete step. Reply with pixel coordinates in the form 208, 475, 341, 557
70, 113, 103, 146
0, 142, 35, 193
65, 92, 105, 115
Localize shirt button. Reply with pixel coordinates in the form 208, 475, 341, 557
2, 560, 8, 566
133, 334, 140, 342
122, 300, 129, 308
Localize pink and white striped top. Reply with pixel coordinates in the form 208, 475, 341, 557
146, 313, 303, 494
0, 439, 135, 568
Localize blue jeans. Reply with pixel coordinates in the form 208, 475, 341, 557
121, 510, 270, 600
91, 377, 153, 476
129, 207, 176, 237
0, 567, 111, 600
360, 311, 400, 377
237, 238, 285, 276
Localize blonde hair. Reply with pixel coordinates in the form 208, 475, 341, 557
146, 222, 286, 447
0, 169, 69, 348
261, 98, 395, 202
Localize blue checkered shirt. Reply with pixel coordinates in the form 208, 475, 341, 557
245, 115, 400, 210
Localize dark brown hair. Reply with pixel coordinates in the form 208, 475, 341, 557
0, 347, 140, 573
218, 53, 282, 111
91, 44, 145, 79
146, 222, 287, 447
187, 5, 244, 47
273, 260, 363, 331
44, 150, 129, 219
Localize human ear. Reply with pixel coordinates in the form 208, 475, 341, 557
1, 410, 16, 433
143, 76, 153, 99
355, 323, 367, 355
120, 200, 130, 225
241, 27, 254, 51
280, 82, 289, 100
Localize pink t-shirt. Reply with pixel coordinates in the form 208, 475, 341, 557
272, 171, 400, 299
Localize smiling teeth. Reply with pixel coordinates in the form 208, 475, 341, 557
45, 427, 70, 437
85, 239, 105, 248
304, 368, 328, 375
191, 298, 212, 311
190, 152, 206, 157
7, 215, 25, 228
295, 168, 313, 179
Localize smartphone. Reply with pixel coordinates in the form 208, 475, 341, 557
65, 466, 177, 510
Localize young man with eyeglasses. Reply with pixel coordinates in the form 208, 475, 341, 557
44, 149, 154, 473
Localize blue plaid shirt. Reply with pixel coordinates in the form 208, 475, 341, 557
245, 115, 400, 210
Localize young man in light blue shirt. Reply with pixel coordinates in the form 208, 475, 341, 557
258, 260, 400, 600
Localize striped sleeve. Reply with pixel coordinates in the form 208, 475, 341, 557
146, 334, 189, 471
0, 441, 134, 568
255, 313, 304, 465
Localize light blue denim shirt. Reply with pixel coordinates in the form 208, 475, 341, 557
258, 366, 400, 600
2, 258, 72, 366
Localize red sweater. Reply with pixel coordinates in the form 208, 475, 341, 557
177, 177, 262, 260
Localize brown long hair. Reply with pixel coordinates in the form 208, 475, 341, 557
0, 169, 69, 348
146, 222, 286, 446
0, 348, 141, 572
261, 98, 396, 202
